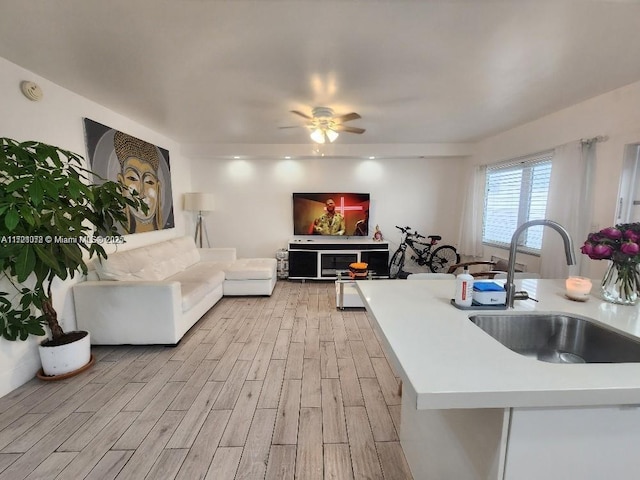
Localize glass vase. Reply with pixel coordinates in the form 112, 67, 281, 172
601, 260, 640, 305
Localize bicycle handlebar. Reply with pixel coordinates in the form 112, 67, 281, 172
395, 226, 437, 242
395, 225, 413, 233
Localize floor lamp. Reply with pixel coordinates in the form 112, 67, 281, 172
184, 192, 215, 247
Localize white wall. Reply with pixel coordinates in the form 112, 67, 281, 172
0, 57, 192, 397
188, 156, 466, 259
468, 80, 640, 278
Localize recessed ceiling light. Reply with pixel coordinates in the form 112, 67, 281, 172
369, 156, 376, 160
284, 156, 291, 159
233, 156, 240, 159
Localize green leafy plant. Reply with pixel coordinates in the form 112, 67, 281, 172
0, 137, 146, 342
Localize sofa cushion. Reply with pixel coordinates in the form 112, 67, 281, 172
94, 248, 156, 281
224, 258, 277, 280
164, 262, 225, 312
95, 236, 201, 281
179, 281, 217, 312
166, 236, 201, 269
146, 237, 201, 279
168, 263, 226, 287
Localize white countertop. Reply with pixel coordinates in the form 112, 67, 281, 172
356, 278, 640, 410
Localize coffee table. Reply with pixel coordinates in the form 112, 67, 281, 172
335, 270, 375, 309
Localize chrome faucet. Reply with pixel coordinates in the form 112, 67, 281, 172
506, 219, 576, 308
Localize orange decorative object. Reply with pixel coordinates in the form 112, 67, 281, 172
349, 262, 368, 278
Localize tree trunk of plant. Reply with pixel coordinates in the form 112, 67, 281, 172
42, 296, 65, 340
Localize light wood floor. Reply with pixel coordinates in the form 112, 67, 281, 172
0, 281, 413, 480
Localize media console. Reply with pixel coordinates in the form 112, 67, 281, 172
288, 239, 390, 280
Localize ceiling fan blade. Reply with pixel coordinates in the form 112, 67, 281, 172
334, 112, 361, 123
290, 110, 312, 120
278, 125, 305, 129
333, 125, 365, 134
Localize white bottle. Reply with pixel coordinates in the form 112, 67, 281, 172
454, 267, 474, 307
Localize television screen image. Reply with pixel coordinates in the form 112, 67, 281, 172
293, 193, 370, 236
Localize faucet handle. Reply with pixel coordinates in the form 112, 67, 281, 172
514, 290, 538, 302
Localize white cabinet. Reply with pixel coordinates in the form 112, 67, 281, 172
399, 384, 508, 480
504, 405, 640, 479
400, 397, 640, 480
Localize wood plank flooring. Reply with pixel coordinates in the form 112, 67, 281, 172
0, 281, 413, 480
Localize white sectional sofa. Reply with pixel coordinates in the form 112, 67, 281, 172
73, 236, 277, 345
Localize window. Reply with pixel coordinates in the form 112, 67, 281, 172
482, 151, 553, 253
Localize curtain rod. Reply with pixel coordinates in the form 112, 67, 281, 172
481, 135, 608, 168
581, 135, 608, 145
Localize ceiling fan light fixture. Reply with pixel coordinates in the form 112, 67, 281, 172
310, 128, 326, 144
310, 127, 339, 144
295, 106, 361, 143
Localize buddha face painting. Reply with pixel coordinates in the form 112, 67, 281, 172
118, 156, 161, 226
114, 131, 163, 233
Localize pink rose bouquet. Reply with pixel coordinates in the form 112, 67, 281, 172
581, 222, 640, 304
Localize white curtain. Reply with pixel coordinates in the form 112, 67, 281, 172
457, 164, 486, 258
540, 141, 596, 278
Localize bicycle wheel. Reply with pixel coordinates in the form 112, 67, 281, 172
429, 245, 460, 273
389, 249, 405, 279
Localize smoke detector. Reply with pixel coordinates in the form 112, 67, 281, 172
20, 81, 43, 101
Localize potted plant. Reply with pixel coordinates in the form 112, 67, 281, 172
0, 137, 145, 378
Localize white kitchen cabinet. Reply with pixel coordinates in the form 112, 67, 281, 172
400, 382, 508, 480
401, 391, 640, 480
504, 405, 640, 479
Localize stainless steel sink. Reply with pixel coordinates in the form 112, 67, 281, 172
469, 313, 640, 364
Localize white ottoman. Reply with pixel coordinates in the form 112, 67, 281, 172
223, 258, 277, 296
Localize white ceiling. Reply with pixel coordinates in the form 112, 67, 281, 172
2, 1, 640, 156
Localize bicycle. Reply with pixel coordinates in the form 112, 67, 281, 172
389, 226, 460, 279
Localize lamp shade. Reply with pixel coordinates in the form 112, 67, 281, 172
310, 128, 325, 144
184, 192, 215, 212
310, 127, 339, 144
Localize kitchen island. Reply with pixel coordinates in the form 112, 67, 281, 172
356, 278, 640, 480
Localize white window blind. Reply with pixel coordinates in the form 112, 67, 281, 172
482, 151, 553, 252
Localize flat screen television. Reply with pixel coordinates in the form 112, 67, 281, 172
292, 193, 370, 236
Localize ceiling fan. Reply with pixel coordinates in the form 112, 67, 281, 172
283, 106, 366, 143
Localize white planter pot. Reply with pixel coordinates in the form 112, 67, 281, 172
38, 331, 91, 377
